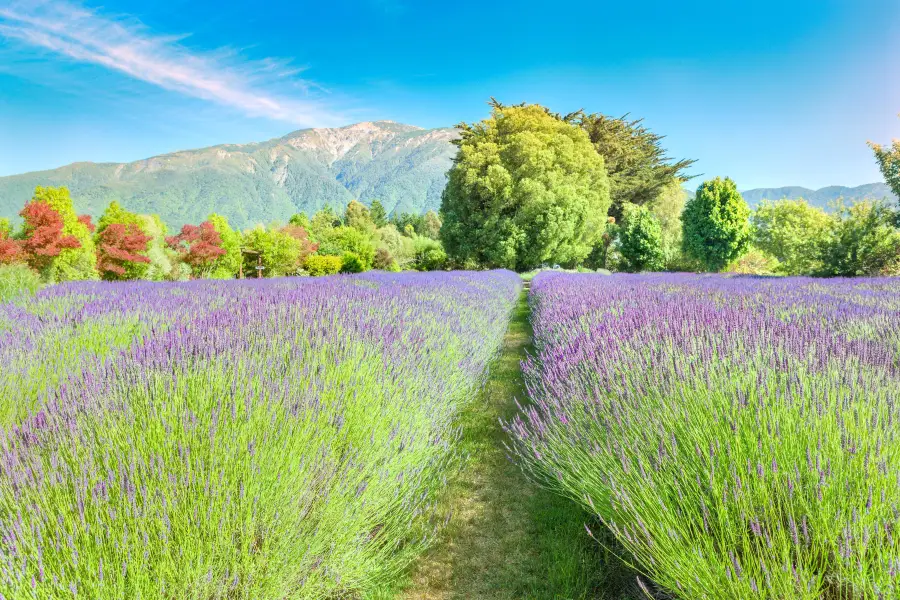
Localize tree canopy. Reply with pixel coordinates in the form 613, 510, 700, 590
682, 177, 751, 271
618, 203, 665, 272
869, 118, 900, 206
441, 103, 611, 270
752, 198, 831, 275
31, 186, 97, 281
565, 111, 696, 218
817, 200, 900, 277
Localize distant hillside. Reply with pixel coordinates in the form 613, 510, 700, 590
684, 183, 897, 211
3, 121, 895, 229
0, 121, 459, 230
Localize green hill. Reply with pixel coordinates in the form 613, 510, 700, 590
0, 121, 458, 230
3, 119, 895, 230
685, 183, 897, 211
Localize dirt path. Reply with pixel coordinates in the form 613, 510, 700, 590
399, 287, 602, 600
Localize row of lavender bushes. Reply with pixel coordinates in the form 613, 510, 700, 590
0, 271, 519, 598
507, 272, 900, 599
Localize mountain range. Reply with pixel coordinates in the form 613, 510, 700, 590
0, 121, 458, 230
0, 120, 895, 230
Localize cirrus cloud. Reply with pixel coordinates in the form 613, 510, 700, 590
0, 0, 344, 127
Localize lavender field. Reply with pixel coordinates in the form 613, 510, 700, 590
508, 272, 900, 598
0, 271, 519, 598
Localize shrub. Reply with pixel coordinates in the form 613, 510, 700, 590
0, 263, 41, 302
817, 200, 900, 276
304, 254, 343, 276
0, 273, 520, 599
725, 246, 782, 275
413, 237, 448, 271
339, 251, 365, 274
373, 247, 399, 271
682, 177, 751, 271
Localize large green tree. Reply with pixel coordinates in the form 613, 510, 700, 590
682, 177, 751, 271
752, 199, 831, 275
566, 111, 696, 217
441, 103, 611, 270
618, 203, 665, 272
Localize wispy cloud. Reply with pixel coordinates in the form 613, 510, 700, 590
0, 0, 343, 127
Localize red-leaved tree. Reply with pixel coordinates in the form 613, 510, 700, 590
96, 222, 152, 280
166, 221, 226, 277
281, 224, 319, 262
0, 232, 23, 265
19, 200, 81, 272
78, 214, 96, 233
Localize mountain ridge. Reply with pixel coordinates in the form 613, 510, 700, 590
0, 121, 459, 230
1, 121, 895, 230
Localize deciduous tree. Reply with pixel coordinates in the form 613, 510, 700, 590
817, 200, 900, 276
19, 200, 81, 274
619, 203, 665, 272
241, 226, 303, 277
682, 177, 751, 271
95, 223, 152, 280
345, 200, 375, 233
441, 103, 611, 270
752, 199, 831, 275
167, 221, 227, 278
30, 187, 97, 281
869, 118, 900, 207
95, 202, 152, 280
207, 214, 243, 278
421, 211, 442, 240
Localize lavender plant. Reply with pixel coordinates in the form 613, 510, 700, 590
0, 271, 519, 598
508, 272, 900, 599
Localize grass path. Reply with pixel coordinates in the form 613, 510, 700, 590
399, 287, 603, 600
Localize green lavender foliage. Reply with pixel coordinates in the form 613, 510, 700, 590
0, 263, 41, 303
508, 272, 900, 599
0, 272, 520, 598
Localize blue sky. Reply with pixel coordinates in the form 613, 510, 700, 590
0, 0, 898, 189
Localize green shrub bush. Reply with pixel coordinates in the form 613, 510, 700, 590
304, 255, 343, 276
339, 252, 365, 274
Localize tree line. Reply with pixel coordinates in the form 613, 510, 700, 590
0, 188, 450, 283
440, 102, 900, 276
2, 105, 897, 283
